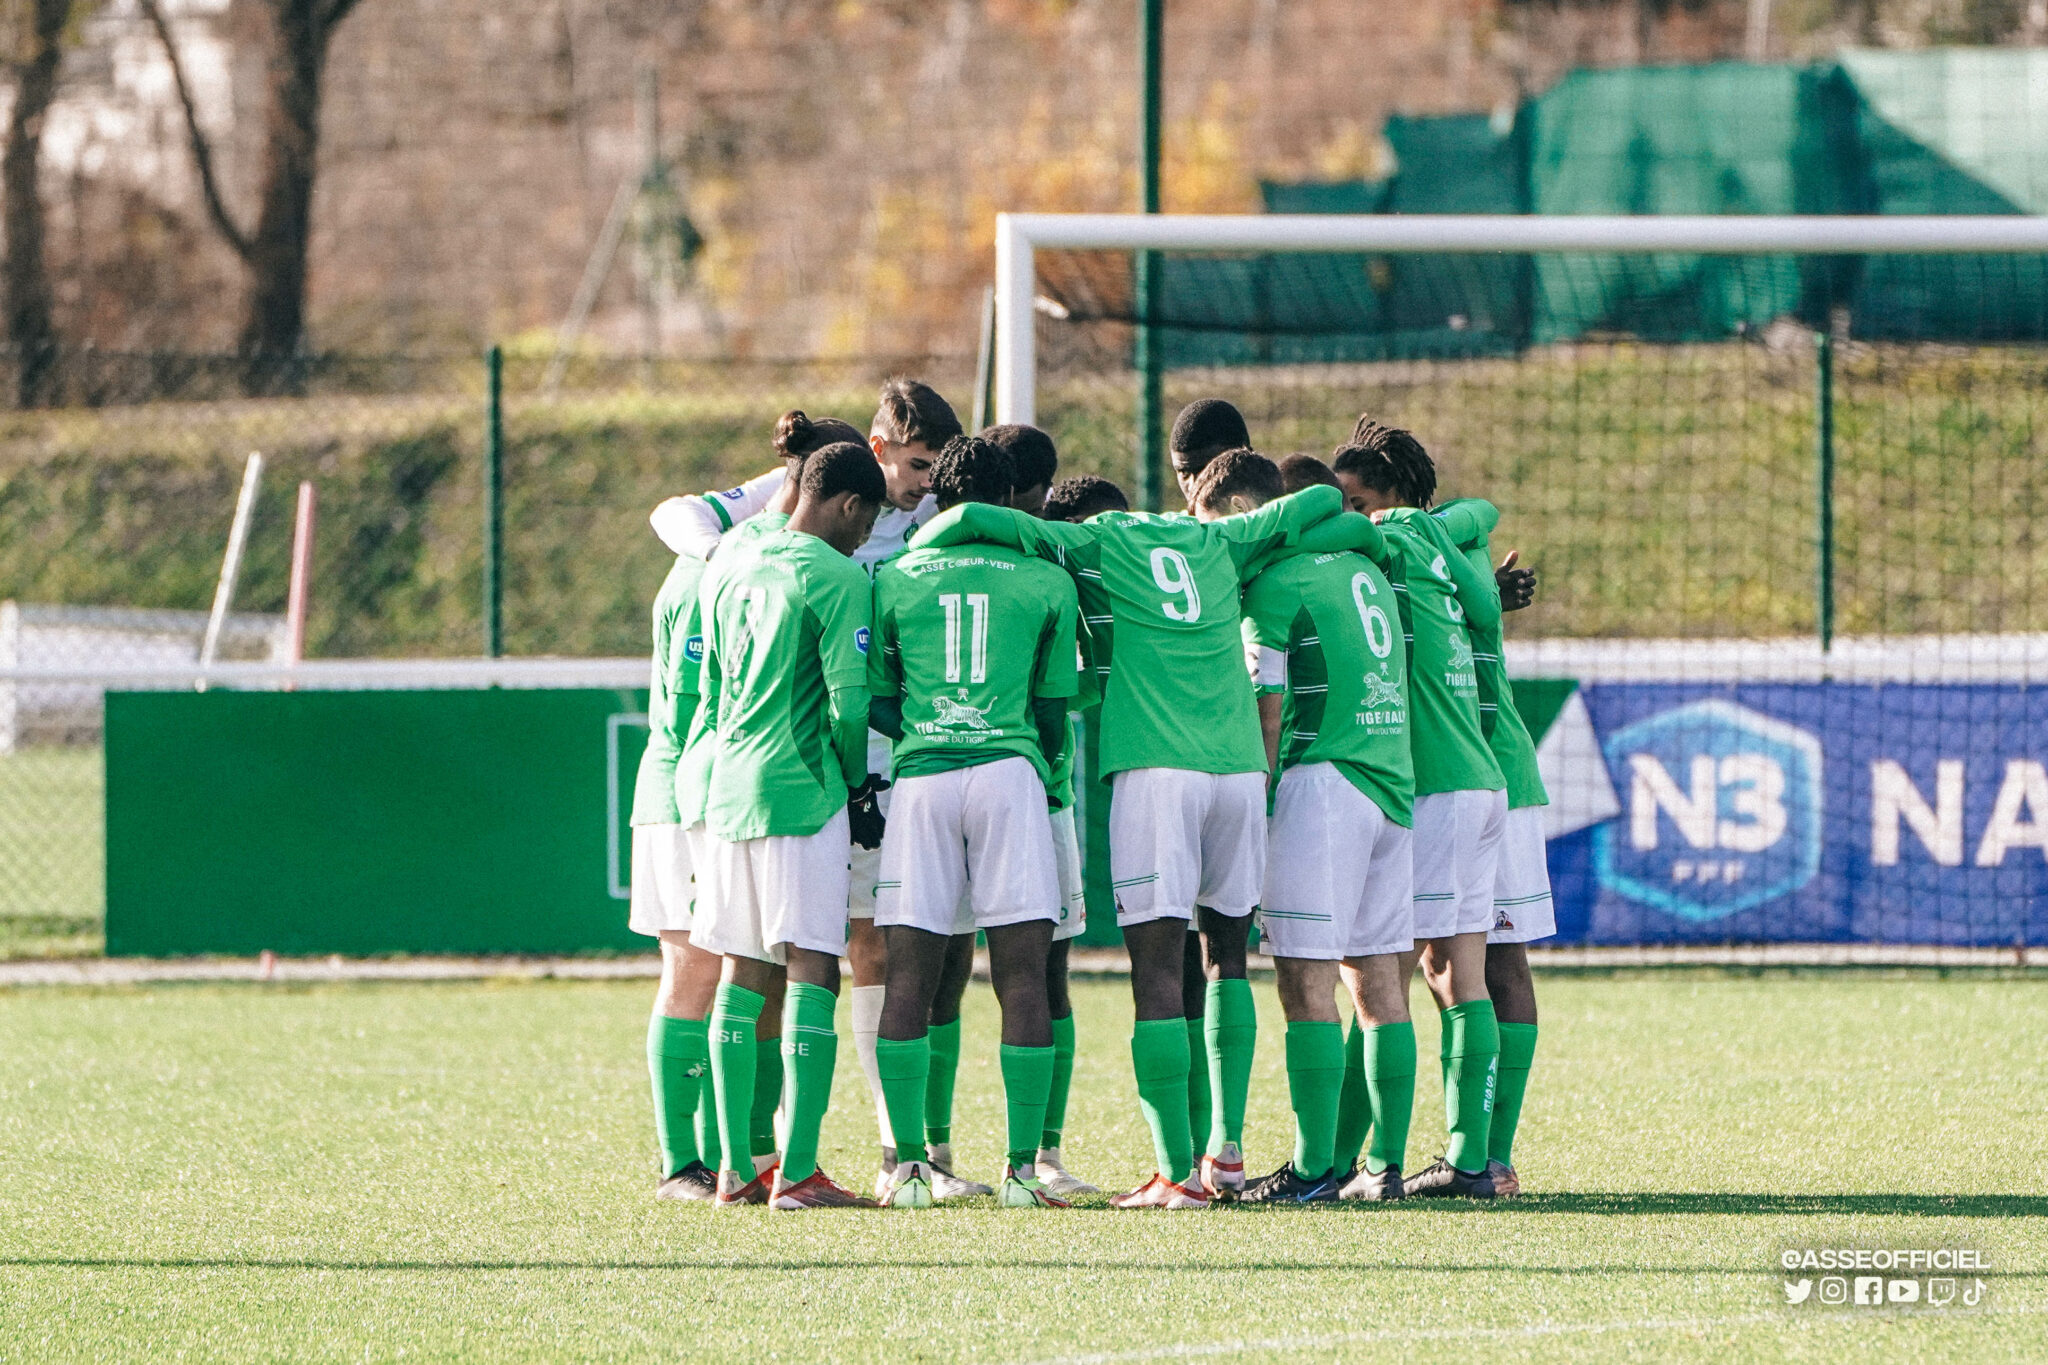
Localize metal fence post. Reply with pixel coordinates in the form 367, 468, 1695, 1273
1815, 329, 1835, 653
1134, 0, 1164, 512
485, 344, 504, 658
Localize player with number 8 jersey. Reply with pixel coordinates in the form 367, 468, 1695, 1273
911, 477, 1382, 1208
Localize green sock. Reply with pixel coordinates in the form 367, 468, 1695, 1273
1283, 1020, 1344, 1178
1000, 1044, 1056, 1171
1491, 1022, 1538, 1168
1184, 1015, 1212, 1161
708, 984, 764, 1178
694, 1075, 722, 1174
1041, 1012, 1076, 1150
1441, 1001, 1499, 1174
876, 1034, 931, 1167
647, 1015, 708, 1177
924, 1017, 962, 1148
1131, 1017, 1195, 1184
778, 982, 839, 1185
1332, 1017, 1370, 1173
751, 1032, 783, 1160
1205, 978, 1256, 1153
1363, 1021, 1417, 1176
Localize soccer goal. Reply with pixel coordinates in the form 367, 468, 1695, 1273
999, 212, 2048, 953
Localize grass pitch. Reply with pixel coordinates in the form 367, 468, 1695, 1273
2, 972, 2043, 1362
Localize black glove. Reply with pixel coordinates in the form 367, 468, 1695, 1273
847, 774, 890, 850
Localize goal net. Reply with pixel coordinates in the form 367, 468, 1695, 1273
1004, 213, 2048, 951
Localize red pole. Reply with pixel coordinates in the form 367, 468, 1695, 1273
285, 480, 317, 666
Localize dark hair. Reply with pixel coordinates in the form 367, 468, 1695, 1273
1278, 452, 1340, 494
799, 440, 887, 506
979, 423, 1058, 494
873, 378, 963, 450
929, 435, 1015, 511
1169, 398, 1251, 475
1190, 447, 1282, 516
1333, 417, 1437, 509
774, 410, 867, 463
1040, 474, 1129, 522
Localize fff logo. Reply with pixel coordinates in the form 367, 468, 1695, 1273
1595, 699, 1822, 921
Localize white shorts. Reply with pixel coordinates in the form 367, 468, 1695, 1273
876, 757, 1060, 936
1488, 804, 1556, 944
1259, 763, 1414, 960
1108, 768, 1267, 926
848, 732, 895, 920
628, 822, 695, 936
693, 809, 852, 964
1411, 788, 1508, 940
1050, 805, 1088, 942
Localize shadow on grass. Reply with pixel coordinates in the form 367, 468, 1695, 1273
1489, 1193, 2048, 1218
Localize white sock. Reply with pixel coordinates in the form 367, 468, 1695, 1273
850, 984, 892, 1149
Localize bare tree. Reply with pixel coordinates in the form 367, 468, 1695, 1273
141, 0, 366, 387
2, 0, 75, 406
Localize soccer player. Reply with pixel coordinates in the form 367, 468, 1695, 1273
983, 427, 1102, 1197
868, 435, 1081, 1209
910, 471, 1376, 1208
1195, 451, 1414, 1205
1433, 494, 1548, 1198
1168, 397, 1253, 507
1330, 423, 1507, 1201
630, 536, 720, 1200
649, 380, 973, 1197
695, 441, 887, 1210
641, 408, 869, 1201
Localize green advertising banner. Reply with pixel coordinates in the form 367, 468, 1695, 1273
106, 688, 651, 956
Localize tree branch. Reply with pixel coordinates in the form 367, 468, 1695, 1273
138, 0, 252, 262
320, 0, 364, 36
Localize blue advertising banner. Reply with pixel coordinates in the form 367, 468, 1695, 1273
1541, 683, 2048, 945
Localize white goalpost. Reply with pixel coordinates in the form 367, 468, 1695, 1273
992, 212, 2048, 428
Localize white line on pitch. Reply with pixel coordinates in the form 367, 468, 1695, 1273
1011, 1302, 2048, 1365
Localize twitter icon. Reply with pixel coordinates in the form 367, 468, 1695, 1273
1785, 1279, 1813, 1304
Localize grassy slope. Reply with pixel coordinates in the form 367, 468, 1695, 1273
1, 974, 2042, 1362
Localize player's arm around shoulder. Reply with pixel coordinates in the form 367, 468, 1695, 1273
912, 500, 1098, 571
649, 466, 788, 558
1214, 483, 1345, 579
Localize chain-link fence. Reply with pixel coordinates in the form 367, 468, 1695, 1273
7, 321, 2048, 954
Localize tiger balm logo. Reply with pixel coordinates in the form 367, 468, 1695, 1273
914, 690, 996, 738
1594, 699, 1822, 921
1362, 671, 1404, 710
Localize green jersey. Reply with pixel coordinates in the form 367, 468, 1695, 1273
697, 525, 870, 840
870, 542, 1080, 785
912, 485, 1379, 778
674, 513, 787, 829
1242, 549, 1415, 827
1377, 507, 1504, 797
1434, 497, 1548, 810
631, 554, 707, 826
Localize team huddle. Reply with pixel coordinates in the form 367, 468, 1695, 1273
626, 378, 1552, 1210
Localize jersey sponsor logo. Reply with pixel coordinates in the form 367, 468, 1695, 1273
720, 487, 746, 501
854, 626, 870, 655
913, 690, 997, 740
1361, 670, 1405, 710
1445, 629, 1475, 671
682, 634, 704, 664
1593, 699, 1822, 921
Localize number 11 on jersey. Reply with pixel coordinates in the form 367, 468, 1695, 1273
940, 592, 989, 684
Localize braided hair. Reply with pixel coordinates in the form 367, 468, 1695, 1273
1332, 415, 1436, 509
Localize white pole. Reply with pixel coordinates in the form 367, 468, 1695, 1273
994, 213, 1035, 426
199, 452, 264, 690
285, 479, 317, 668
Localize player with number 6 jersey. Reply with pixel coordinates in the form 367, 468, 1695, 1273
1208, 452, 1415, 1205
